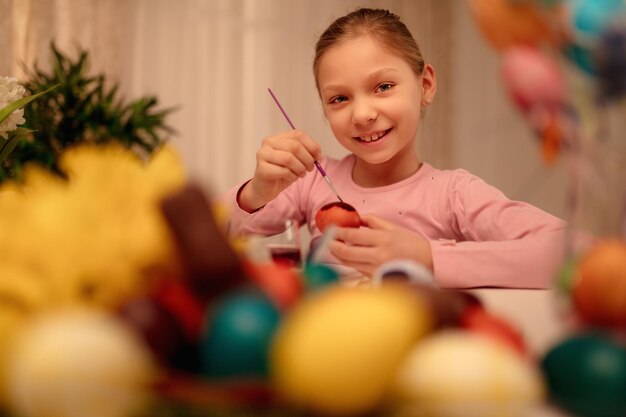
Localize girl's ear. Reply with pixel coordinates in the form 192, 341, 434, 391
420, 64, 437, 106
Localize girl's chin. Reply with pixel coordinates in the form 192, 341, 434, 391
352, 150, 396, 166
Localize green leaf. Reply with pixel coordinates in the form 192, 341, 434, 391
0, 84, 60, 124
0, 128, 34, 162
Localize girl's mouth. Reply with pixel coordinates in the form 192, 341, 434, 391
354, 128, 392, 143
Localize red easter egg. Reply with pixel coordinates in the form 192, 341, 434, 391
243, 261, 303, 310
315, 201, 362, 232
460, 306, 528, 356
151, 278, 206, 342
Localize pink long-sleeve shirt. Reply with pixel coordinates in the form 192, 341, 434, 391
219, 155, 566, 289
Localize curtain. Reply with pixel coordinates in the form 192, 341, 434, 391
1, 0, 454, 196
2, 0, 572, 218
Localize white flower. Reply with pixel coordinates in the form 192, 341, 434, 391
0, 76, 27, 139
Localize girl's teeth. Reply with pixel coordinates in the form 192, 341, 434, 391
361, 131, 386, 142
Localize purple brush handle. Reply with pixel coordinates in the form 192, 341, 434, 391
268, 88, 343, 202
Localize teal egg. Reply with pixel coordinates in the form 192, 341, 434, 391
303, 263, 339, 291
541, 332, 626, 417
201, 289, 281, 379
565, 0, 626, 75
570, 0, 625, 38
563, 44, 597, 75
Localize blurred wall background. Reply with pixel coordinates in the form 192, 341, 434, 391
0, 0, 568, 217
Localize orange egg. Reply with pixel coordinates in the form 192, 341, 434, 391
572, 239, 626, 328
468, 0, 560, 50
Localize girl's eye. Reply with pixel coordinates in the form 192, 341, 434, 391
329, 95, 348, 104
376, 83, 394, 93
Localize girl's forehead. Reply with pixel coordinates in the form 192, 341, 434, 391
326, 35, 390, 57
317, 36, 411, 80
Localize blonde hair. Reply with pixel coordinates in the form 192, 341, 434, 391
313, 8, 425, 90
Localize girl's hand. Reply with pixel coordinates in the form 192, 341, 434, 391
239, 130, 321, 211
329, 214, 433, 277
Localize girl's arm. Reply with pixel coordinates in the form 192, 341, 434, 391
431, 171, 567, 289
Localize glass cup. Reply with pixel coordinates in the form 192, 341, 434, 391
264, 219, 302, 268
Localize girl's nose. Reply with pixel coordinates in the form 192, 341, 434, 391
351, 98, 377, 125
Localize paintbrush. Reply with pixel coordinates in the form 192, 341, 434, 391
267, 88, 344, 203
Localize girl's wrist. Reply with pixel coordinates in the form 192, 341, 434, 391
237, 179, 267, 213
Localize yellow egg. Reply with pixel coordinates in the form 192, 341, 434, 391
5, 309, 156, 417
389, 330, 545, 417
271, 284, 432, 416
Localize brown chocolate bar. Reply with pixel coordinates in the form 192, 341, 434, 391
160, 183, 246, 300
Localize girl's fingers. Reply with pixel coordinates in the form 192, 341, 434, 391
359, 214, 394, 230
258, 147, 309, 178
263, 130, 322, 169
333, 226, 386, 246
329, 238, 379, 263
293, 130, 323, 162
256, 159, 300, 183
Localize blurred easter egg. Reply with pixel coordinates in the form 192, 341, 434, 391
569, 0, 626, 39
541, 333, 626, 417
271, 284, 433, 416
468, 0, 557, 50
460, 306, 528, 356
572, 239, 626, 328
555, 256, 579, 295
244, 261, 303, 310
390, 331, 545, 417
501, 45, 566, 114
410, 285, 483, 329
596, 23, 626, 101
6, 309, 155, 417
564, 0, 626, 74
201, 289, 281, 380
151, 277, 205, 342
303, 262, 339, 291
117, 296, 195, 370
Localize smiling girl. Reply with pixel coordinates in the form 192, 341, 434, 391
221, 8, 566, 288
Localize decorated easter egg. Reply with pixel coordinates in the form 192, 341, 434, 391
563, 0, 626, 74
555, 256, 579, 295
6, 309, 155, 417
460, 306, 528, 356
117, 296, 195, 370
201, 289, 281, 380
501, 45, 566, 114
271, 284, 433, 416
596, 23, 626, 102
302, 262, 339, 291
409, 284, 483, 329
150, 277, 205, 342
390, 331, 545, 417
315, 201, 362, 232
244, 261, 303, 310
541, 333, 626, 417
572, 239, 626, 328
468, 0, 557, 50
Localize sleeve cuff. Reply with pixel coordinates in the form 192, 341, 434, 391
236, 179, 265, 214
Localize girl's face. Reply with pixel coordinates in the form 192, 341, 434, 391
317, 36, 435, 169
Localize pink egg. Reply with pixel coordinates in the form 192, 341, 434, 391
501, 45, 566, 114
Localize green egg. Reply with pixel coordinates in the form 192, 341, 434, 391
541, 332, 626, 417
555, 256, 579, 295
303, 263, 339, 291
201, 288, 281, 379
